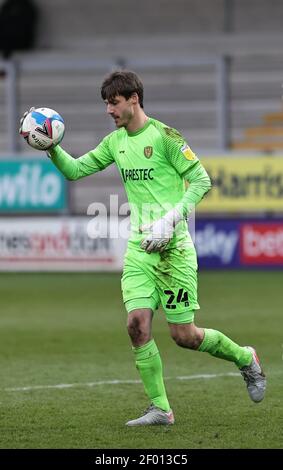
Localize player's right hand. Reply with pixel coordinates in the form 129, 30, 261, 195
139, 207, 183, 253
19, 107, 35, 134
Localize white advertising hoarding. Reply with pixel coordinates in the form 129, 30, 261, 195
0, 217, 127, 271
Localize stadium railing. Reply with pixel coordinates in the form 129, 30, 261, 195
0, 55, 229, 154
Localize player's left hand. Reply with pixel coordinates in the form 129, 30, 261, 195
139, 208, 182, 253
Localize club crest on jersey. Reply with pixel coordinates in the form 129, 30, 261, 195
144, 146, 153, 158
181, 144, 195, 161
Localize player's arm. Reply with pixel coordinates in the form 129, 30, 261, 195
161, 129, 211, 216
19, 107, 114, 179
176, 158, 212, 217
140, 130, 211, 253
47, 135, 114, 180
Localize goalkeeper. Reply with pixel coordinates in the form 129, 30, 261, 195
20, 70, 266, 426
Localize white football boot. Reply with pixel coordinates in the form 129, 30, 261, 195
240, 346, 266, 402
126, 404, 175, 426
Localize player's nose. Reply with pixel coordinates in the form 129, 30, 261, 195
107, 103, 114, 114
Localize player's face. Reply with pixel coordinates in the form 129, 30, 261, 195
105, 95, 135, 129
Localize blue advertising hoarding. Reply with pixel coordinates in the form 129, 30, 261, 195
195, 219, 240, 268
195, 219, 283, 269
0, 159, 66, 212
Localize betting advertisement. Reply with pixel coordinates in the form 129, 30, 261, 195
195, 219, 283, 268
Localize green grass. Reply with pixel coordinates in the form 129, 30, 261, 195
0, 272, 282, 449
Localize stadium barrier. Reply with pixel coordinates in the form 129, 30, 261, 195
0, 217, 127, 272
1, 216, 283, 271
0, 55, 228, 153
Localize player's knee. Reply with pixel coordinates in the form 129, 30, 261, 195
127, 313, 151, 345
171, 329, 202, 350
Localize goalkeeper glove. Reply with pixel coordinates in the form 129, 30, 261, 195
139, 207, 183, 253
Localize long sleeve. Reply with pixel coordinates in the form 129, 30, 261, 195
48, 134, 115, 180
177, 160, 212, 217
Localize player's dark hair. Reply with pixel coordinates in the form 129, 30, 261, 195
101, 70, 144, 108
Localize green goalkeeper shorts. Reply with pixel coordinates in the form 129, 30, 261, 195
121, 245, 200, 324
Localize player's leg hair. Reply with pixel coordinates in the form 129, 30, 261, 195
127, 308, 153, 347
127, 308, 170, 412
169, 321, 252, 368
169, 322, 204, 349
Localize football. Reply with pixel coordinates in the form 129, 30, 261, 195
20, 107, 65, 150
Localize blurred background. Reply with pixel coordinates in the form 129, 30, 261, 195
0, 0, 282, 450
1, 0, 283, 270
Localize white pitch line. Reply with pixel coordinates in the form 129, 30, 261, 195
4, 372, 240, 393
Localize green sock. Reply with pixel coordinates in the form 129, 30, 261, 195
198, 328, 253, 369
133, 339, 170, 412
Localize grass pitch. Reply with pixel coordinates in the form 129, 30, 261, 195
0, 271, 282, 449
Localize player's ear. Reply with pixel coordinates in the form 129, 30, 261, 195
131, 92, 139, 105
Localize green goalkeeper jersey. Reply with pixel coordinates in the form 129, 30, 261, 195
49, 117, 211, 249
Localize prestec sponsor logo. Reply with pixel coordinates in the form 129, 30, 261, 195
121, 168, 154, 182
240, 223, 283, 264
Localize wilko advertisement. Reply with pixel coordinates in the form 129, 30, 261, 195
0, 217, 127, 271
240, 223, 283, 265
0, 159, 66, 211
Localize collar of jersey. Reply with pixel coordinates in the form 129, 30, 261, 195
127, 118, 151, 137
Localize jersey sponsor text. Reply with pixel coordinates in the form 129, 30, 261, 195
121, 168, 154, 182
